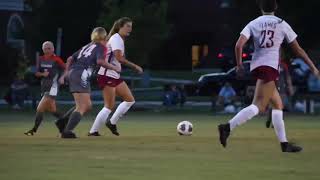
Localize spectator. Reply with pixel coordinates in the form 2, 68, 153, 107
216, 82, 236, 106
163, 84, 181, 107
10, 76, 29, 110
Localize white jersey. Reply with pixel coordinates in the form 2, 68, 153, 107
97, 33, 124, 79
240, 15, 297, 71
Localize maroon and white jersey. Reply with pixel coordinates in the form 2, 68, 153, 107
97, 33, 124, 79
240, 15, 297, 71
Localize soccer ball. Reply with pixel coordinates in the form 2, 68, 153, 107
177, 121, 193, 136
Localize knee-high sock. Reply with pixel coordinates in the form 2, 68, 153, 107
272, 109, 288, 142
229, 104, 259, 131
61, 106, 76, 119
89, 107, 111, 133
56, 106, 76, 124
64, 111, 82, 132
110, 101, 135, 125
32, 112, 44, 132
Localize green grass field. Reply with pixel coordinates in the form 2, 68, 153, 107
0, 109, 319, 180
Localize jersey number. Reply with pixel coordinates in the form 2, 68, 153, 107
77, 44, 97, 59
259, 30, 274, 48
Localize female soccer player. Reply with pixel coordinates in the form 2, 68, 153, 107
25, 41, 69, 136
88, 17, 143, 136
218, 0, 320, 152
57, 27, 120, 138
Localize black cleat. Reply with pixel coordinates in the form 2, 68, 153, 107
281, 142, 303, 153
88, 132, 101, 136
266, 119, 271, 128
265, 119, 274, 128
24, 129, 35, 136
55, 118, 68, 133
106, 121, 120, 136
61, 131, 77, 139
218, 123, 230, 148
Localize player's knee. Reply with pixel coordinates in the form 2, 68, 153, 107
86, 103, 92, 112
124, 96, 135, 102
259, 107, 267, 113
125, 101, 135, 107
105, 104, 114, 110
36, 105, 45, 112
255, 103, 267, 113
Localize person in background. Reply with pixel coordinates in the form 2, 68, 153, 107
10, 75, 29, 110
24, 41, 69, 136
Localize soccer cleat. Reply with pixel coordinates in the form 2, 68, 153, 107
24, 129, 35, 136
265, 119, 273, 128
218, 123, 230, 148
281, 142, 303, 153
88, 132, 101, 136
106, 121, 120, 136
61, 131, 77, 139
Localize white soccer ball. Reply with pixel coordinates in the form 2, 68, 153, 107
177, 121, 193, 136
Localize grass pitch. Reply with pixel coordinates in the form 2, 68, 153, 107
0, 109, 319, 180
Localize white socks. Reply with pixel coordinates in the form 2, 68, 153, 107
110, 101, 135, 125
89, 107, 111, 133
229, 104, 259, 131
228, 105, 288, 143
272, 109, 288, 142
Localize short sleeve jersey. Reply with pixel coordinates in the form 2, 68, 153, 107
71, 42, 107, 71
240, 15, 297, 71
37, 54, 65, 92
97, 33, 124, 79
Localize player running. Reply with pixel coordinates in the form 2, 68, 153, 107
88, 17, 143, 136
24, 41, 70, 136
57, 27, 120, 138
218, 0, 320, 152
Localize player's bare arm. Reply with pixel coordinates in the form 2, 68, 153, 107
96, 58, 121, 73
113, 49, 143, 74
289, 39, 320, 77
58, 56, 73, 85
235, 35, 249, 75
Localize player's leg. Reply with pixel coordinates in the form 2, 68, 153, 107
62, 93, 91, 138
46, 96, 67, 122
88, 86, 115, 136
218, 79, 275, 147
54, 106, 76, 133
107, 82, 135, 136
270, 90, 302, 152
266, 108, 273, 128
24, 95, 50, 136
46, 97, 74, 134
266, 80, 280, 128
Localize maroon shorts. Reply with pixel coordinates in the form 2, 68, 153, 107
97, 75, 124, 88
251, 66, 279, 83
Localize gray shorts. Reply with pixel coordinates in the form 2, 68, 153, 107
68, 69, 91, 93
41, 74, 59, 98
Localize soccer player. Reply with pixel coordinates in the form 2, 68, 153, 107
57, 27, 120, 138
218, 0, 320, 152
88, 17, 143, 136
24, 41, 69, 136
